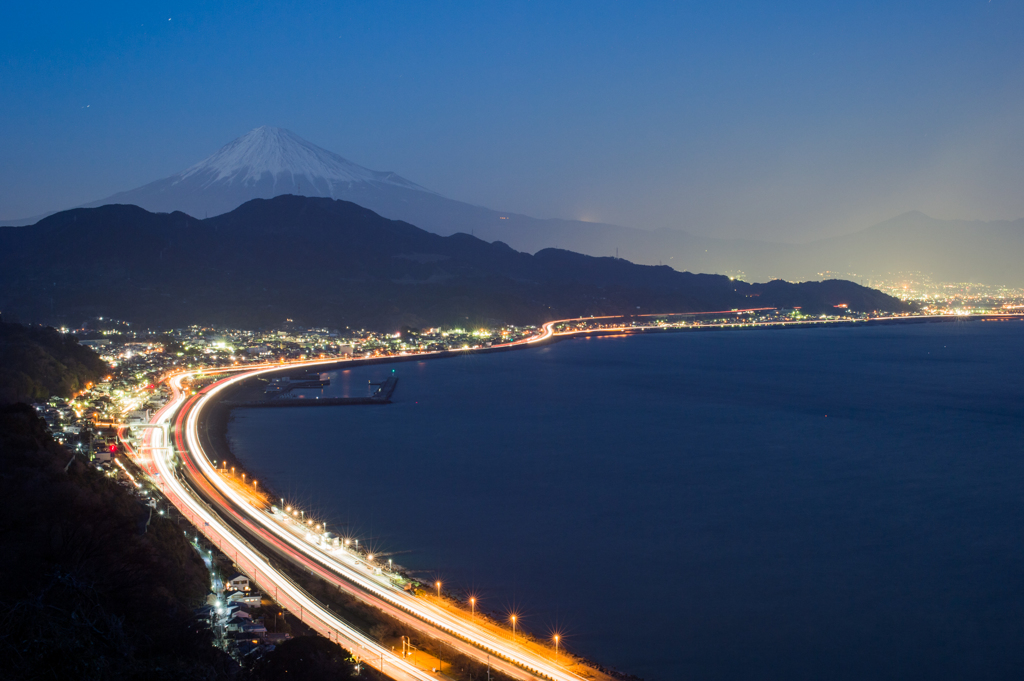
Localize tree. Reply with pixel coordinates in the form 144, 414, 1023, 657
254, 636, 362, 681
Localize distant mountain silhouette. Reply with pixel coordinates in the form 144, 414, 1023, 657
0, 196, 908, 330
793, 212, 1024, 287
4, 127, 1018, 287
467, 211, 1024, 287
80, 126, 434, 219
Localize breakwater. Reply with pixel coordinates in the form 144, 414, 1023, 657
228, 375, 398, 408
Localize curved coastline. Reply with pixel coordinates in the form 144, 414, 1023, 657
200, 331, 565, 478
189, 312, 1024, 680
174, 320, 654, 681
203, 311, 1017, 464
200, 310, 1024, 578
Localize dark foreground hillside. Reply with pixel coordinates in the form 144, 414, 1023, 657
0, 318, 110, 404
0, 403, 228, 679
0, 196, 911, 330
0, 404, 374, 681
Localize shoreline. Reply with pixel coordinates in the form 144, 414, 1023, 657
201, 337, 566, 483
205, 312, 1024, 499
185, 351, 630, 681
193, 313, 1023, 681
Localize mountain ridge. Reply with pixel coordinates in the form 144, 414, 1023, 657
4, 126, 1019, 285
0, 195, 908, 330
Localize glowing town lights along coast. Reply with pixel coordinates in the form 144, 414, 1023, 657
176, 362, 589, 678
123, 309, 1024, 680
130, 380, 433, 680
125, 321, 598, 681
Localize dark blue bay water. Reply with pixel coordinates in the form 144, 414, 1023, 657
228, 321, 1024, 680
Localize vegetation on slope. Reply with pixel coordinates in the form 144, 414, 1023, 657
0, 318, 109, 404
0, 403, 227, 679
0, 404, 379, 680
0, 196, 912, 330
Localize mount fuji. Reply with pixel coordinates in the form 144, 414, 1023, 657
80, 126, 437, 220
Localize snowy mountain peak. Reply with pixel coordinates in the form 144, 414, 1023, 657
37, 125, 443, 222
177, 126, 429, 192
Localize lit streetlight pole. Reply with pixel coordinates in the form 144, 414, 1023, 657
554, 634, 560, 663
470, 597, 476, 618
510, 614, 517, 641
436, 580, 442, 600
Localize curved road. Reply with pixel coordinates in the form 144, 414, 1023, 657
133, 310, 1013, 679
131, 327, 589, 681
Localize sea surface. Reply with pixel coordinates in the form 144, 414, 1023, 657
227, 321, 1024, 680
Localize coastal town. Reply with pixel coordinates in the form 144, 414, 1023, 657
35, 274, 1024, 467
19, 282, 1024, 673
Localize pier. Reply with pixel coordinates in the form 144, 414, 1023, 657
264, 372, 331, 395
229, 374, 398, 409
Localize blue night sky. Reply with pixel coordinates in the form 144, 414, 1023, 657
2, 1, 1022, 240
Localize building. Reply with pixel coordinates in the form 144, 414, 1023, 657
227, 590, 262, 605
226, 574, 250, 592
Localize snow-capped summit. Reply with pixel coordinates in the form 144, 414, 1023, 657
178, 126, 427, 191
81, 126, 433, 219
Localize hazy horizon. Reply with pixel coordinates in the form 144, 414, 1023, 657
2, 2, 1023, 242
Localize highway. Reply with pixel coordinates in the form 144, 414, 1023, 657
128, 375, 442, 681
127, 310, 1023, 680
172, 365, 592, 681
121, 325, 596, 681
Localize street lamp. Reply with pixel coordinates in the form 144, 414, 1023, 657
436, 581, 442, 599
470, 597, 476, 618
554, 634, 560, 663
510, 614, 517, 640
